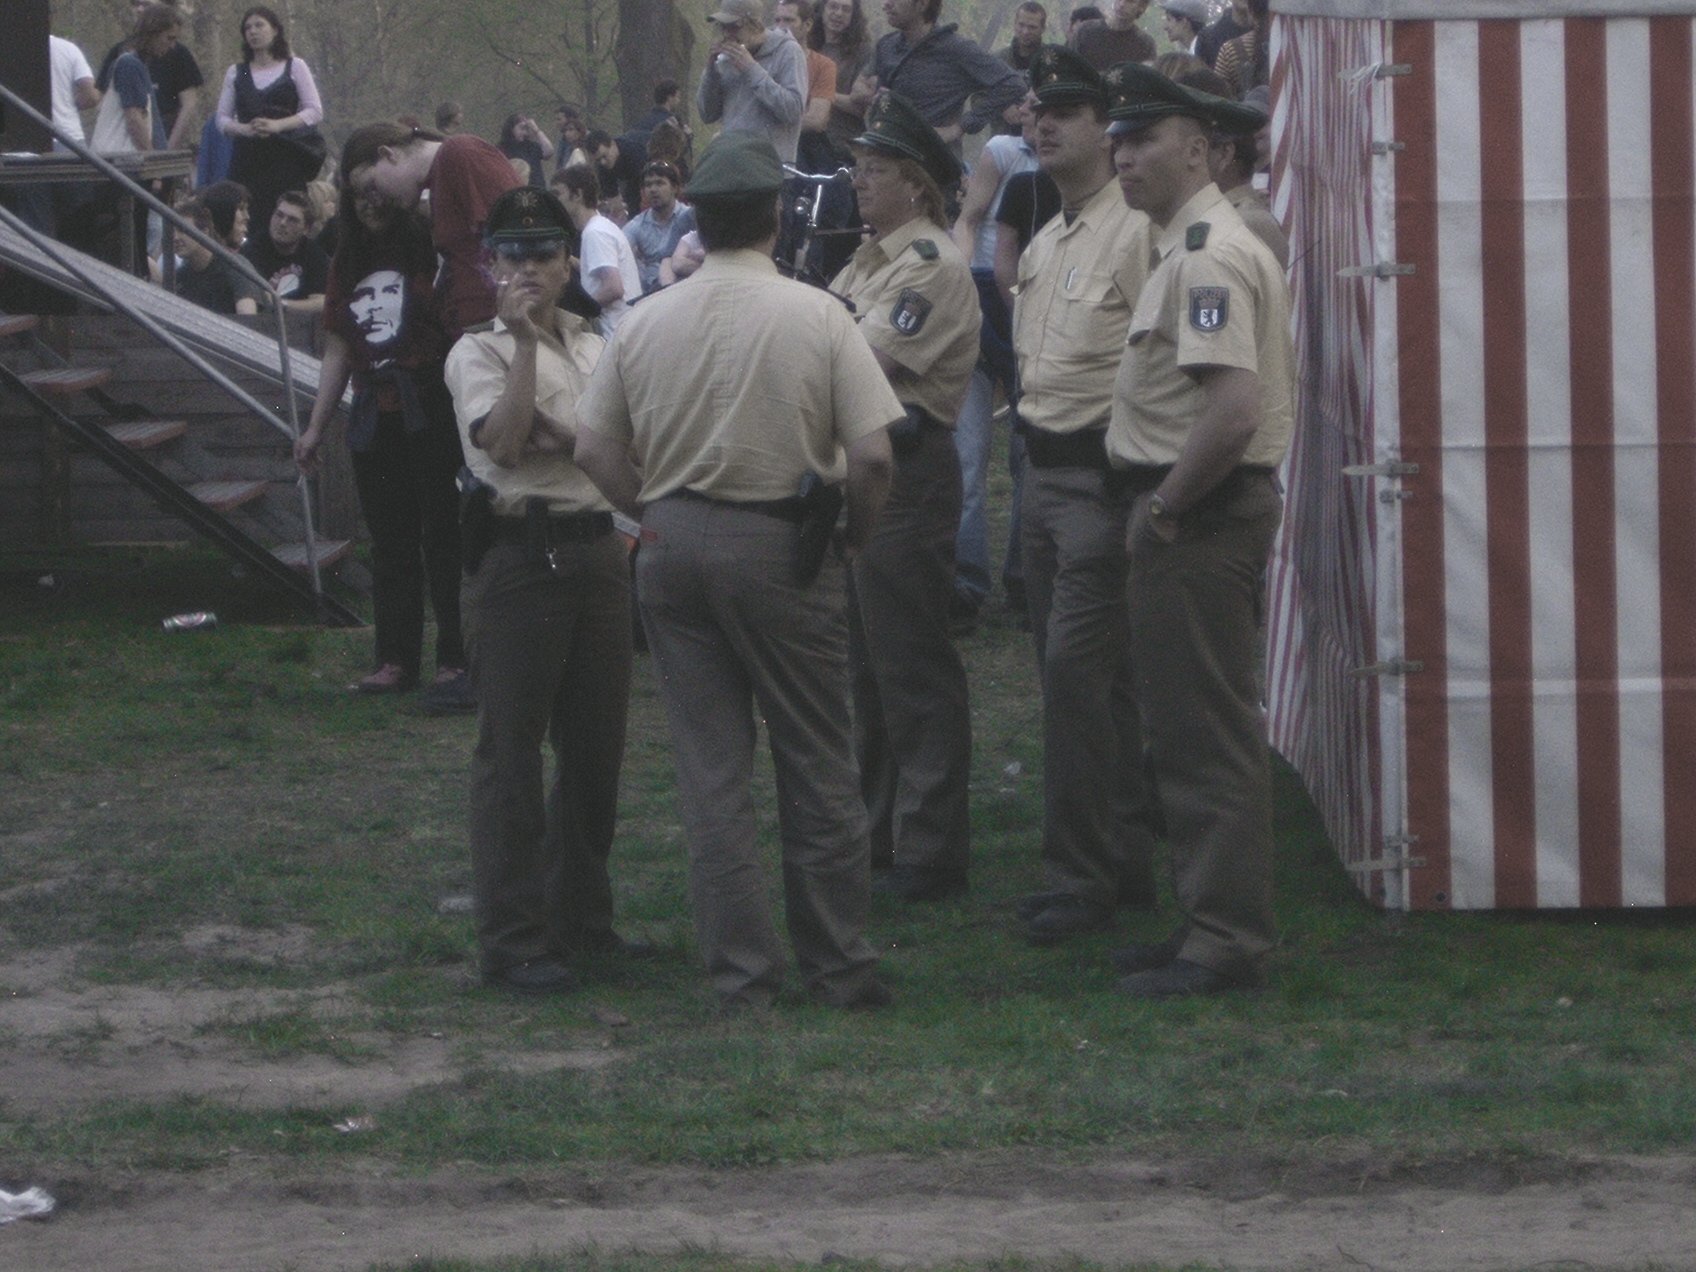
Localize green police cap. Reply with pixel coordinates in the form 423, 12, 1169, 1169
484, 186, 577, 250
852, 90, 961, 192
1208, 91, 1268, 138
1105, 61, 1215, 136
687, 131, 785, 199
1028, 44, 1107, 109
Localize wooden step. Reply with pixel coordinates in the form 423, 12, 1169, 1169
19, 366, 114, 394
273, 539, 352, 571
105, 419, 188, 449
0, 314, 41, 338
188, 479, 267, 513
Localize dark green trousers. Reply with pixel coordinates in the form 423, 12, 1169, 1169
1020, 465, 1156, 907
462, 535, 633, 976
849, 425, 973, 876
1127, 473, 1282, 980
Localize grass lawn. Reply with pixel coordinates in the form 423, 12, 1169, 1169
3, 544, 1695, 1270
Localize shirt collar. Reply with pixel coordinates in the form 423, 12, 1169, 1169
861, 215, 934, 266
697, 249, 781, 279
1152, 182, 1229, 262
1054, 177, 1127, 239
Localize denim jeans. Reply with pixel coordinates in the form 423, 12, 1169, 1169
953, 269, 1025, 605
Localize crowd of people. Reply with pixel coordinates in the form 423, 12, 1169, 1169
17, 0, 1287, 1008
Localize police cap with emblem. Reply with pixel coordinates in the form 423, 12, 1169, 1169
852, 90, 962, 193
484, 185, 603, 322
1105, 61, 1266, 138
687, 130, 786, 200
1028, 44, 1107, 110
485, 185, 579, 253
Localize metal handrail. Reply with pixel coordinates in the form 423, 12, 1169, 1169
0, 76, 325, 601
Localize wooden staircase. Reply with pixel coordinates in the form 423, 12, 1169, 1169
0, 311, 362, 625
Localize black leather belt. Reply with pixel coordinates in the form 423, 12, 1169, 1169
671, 487, 808, 524
490, 511, 613, 544
1022, 425, 1111, 470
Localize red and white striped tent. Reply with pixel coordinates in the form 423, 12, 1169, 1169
1264, 1, 1696, 909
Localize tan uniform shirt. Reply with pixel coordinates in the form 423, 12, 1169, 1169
1225, 183, 1289, 271
576, 249, 905, 504
444, 315, 613, 516
830, 217, 980, 427
1012, 178, 1151, 435
1107, 184, 1294, 470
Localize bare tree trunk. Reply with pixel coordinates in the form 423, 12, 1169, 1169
613, 0, 694, 131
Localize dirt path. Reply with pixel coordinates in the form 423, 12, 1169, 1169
8, 1152, 1696, 1271
6, 944, 1695, 1270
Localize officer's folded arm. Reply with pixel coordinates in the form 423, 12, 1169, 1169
524, 409, 576, 454
474, 345, 545, 470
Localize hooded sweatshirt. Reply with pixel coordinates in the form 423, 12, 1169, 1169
696, 24, 808, 163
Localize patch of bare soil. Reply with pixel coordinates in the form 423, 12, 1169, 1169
0, 941, 612, 1114
5, 942, 1696, 1271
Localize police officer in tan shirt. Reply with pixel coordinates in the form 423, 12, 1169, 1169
830, 91, 982, 903
1104, 63, 1294, 998
575, 132, 904, 1011
1010, 46, 1158, 946
443, 187, 638, 996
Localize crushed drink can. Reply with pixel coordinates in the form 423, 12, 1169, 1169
161, 611, 218, 632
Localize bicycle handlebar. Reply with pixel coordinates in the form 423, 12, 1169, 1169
782, 164, 853, 184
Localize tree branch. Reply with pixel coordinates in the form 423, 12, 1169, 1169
483, 31, 574, 103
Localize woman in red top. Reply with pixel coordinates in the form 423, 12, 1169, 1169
294, 174, 469, 708
341, 122, 522, 340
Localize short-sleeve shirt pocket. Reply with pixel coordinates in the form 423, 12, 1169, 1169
1054, 270, 1116, 342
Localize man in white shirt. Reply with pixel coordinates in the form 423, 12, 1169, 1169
551, 164, 642, 337
50, 35, 100, 148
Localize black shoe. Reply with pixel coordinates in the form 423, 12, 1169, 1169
1023, 895, 1114, 946
1115, 958, 1250, 999
483, 956, 578, 995
420, 667, 476, 715
1015, 888, 1071, 922
874, 865, 968, 902
570, 930, 658, 960
1108, 931, 1185, 975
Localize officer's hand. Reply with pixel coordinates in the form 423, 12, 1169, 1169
496, 277, 540, 342
1131, 497, 1179, 549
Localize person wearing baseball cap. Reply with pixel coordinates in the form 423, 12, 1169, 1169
697, 0, 810, 163
1006, 44, 1160, 948
1103, 60, 1294, 999
574, 128, 904, 1012
443, 183, 642, 996
828, 89, 979, 904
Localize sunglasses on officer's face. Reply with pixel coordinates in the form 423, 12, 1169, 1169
491, 240, 566, 262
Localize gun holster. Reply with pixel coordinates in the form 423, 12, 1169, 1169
458, 466, 495, 575
794, 471, 845, 587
